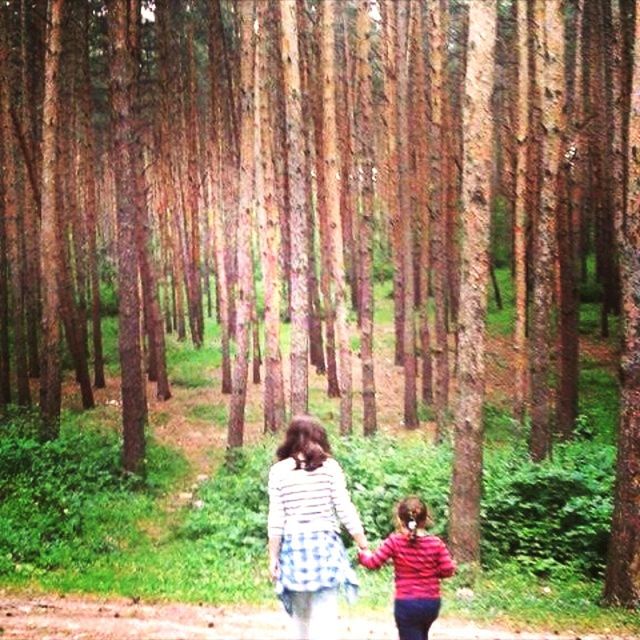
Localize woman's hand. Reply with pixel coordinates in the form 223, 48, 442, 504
268, 556, 279, 582
353, 531, 369, 551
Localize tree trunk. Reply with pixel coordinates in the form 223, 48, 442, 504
0, 58, 30, 406
382, 0, 405, 369
310, 12, 340, 398
603, 0, 640, 608
449, 0, 497, 566
529, 0, 565, 462
322, 0, 353, 435
108, 0, 148, 473
280, 0, 309, 416
428, 0, 451, 433
227, 0, 255, 449
513, 0, 529, 422
397, 0, 418, 429
356, 0, 377, 436
81, 3, 105, 389
39, 0, 65, 441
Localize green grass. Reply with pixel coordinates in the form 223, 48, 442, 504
187, 403, 228, 425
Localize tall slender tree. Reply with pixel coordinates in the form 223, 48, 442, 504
449, 0, 497, 566
322, 0, 353, 435
355, 0, 377, 436
227, 0, 255, 449
39, 0, 65, 440
108, 0, 148, 472
280, 0, 309, 416
529, 0, 565, 462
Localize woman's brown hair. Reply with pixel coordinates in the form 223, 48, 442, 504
276, 415, 332, 471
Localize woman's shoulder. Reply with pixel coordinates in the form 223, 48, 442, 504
269, 457, 296, 476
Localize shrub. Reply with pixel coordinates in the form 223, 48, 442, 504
184, 434, 614, 580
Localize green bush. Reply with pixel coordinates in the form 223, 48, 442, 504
482, 442, 615, 577
0, 409, 183, 576
183, 434, 614, 579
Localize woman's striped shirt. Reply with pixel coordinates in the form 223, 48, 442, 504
359, 533, 456, 599
267, 457, 364, 537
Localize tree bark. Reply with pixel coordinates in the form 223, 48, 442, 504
280, 0, 310, 416
449, 0, 497, 566
39, 0, 65, 441
322, 0, 353, 435
227, 0, 255, 449
513, 0, 529, 422
255, 3, 285, 432
603, 0, 640, 608
529, 0, 565, 462
108, 0, 148, 473
356, 0, 378, 436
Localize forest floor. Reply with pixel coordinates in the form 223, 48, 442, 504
1, 593, 636, 640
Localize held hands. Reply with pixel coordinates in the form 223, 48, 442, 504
353, 532, 369, 552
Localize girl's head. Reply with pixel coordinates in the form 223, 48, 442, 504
396, 496, 430, 543
276, 415, 332, 471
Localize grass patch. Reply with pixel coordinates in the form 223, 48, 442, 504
187, 403, 228, 425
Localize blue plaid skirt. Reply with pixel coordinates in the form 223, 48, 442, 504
276, 530, 359, 615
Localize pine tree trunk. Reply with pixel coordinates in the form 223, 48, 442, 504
81, 3, 105, 389
322, 0, 353, 435
529, 0, 565, 462
280, 0, 310, 416
397, 0, 418, 429
310, 15, 340, 398
228, 0, 255, 449
356, 0, 377, 436
207, 0, 232, 395
0, 66, 30, 406
255, 4, 285, 432
411, 1, 433, 408
449, 0, 497, 566
39, 0, 65, 440
108, 0, 148, 473
513, 0, 529, 422
382, 0, 405, 369
603, 0, 640, 607
428, 0, 450, 433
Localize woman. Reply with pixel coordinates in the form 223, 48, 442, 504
268, 415, 368, 640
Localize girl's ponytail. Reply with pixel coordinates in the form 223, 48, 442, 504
396, 496, 429, 543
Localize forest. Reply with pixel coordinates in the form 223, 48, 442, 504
0, 0, 639, 637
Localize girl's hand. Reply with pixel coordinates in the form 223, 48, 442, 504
353, 532, 369, 551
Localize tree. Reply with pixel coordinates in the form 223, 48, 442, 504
355, 0, 377, 436
107, 0, 148, 473
227, 0, 255, 449
321, 0, 353, 435
280, 0, 309, 417
257, 1, 285, 432
449, 0, 497, 566
529, 0, 565, 462
513, 0, 529, 422
39, 0, 65, 440
603, 0, 640, 608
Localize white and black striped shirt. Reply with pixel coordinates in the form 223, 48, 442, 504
267, 457, 364, 537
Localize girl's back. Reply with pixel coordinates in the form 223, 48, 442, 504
359, 532, 455, 599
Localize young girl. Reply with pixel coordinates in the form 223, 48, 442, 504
358, 496, 455, 640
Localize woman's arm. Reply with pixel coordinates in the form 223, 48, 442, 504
267, 466, 285, 580
330, 460, 366, 539
268, 535, 282, 581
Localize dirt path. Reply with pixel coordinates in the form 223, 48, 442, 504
1, 594, 634, 640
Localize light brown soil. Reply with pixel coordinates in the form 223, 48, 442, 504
1, 594, 635, 640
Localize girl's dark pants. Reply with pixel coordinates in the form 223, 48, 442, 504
394, 598, 441, 640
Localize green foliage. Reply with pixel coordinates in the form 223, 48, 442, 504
99, 281, 119, 317
482, 442, 615, 577
180, 431, 614, 582
0, 409, 186, 577
490, 196, 512, 269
